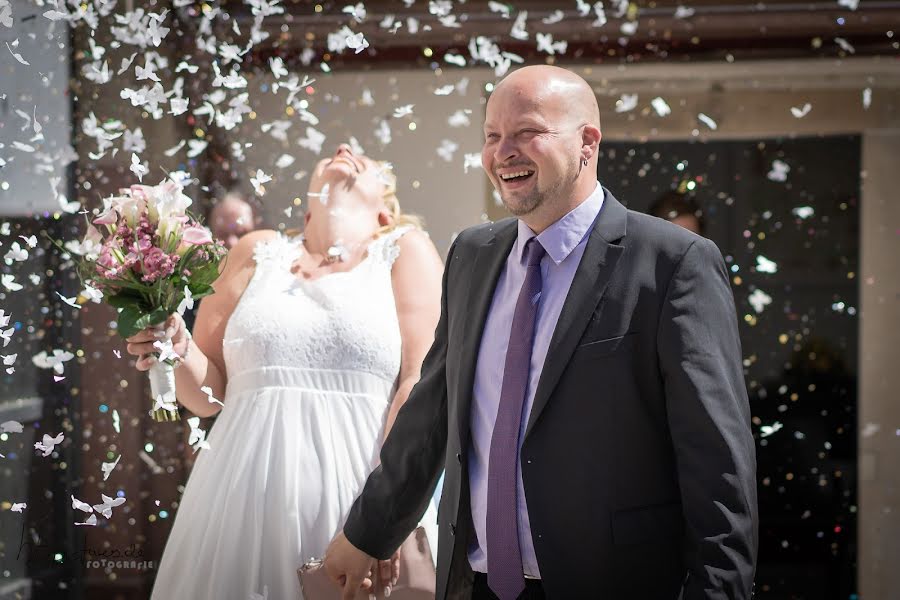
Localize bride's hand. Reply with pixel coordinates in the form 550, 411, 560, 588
124, 313, 189, 371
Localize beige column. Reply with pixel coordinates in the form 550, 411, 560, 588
858, 130, 900, 600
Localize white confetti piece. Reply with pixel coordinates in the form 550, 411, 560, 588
674, 5, 696, 18
463, 152, 482, 173
862, 87, 872, 110
698, 113, 718, 130
536, 32, 567, 55
510, 10, 528, 40
4, 242, 27, 262
92, 493, 125, 518
177, 285, 194, 316
835, 37, 855, 54
275, 154, 295, 169
56, 292, 81, 310
0, 420, 23, 433
448, 109, 472, 128
755, 255, 778, 274
6, 40, 28, 65
838, 0, 859, 10
112, 409, 121, 433
760, 422, 783, 438
130, 153, 149, 182
201, 385, 224, 407
651, 97, 672, 117
101, 455, 121, 481
345, 31, 369, 54
748, 289, 772, 314
436, 139, 459, 162
297, 126, 326, 155
620, 20, 638, 35
861, 422, 880, 437
11, 502, 26, 512
615, 93, 638, 113
392, 104, 415, 118
790, 103, 812, 118
444, 53, 466, 67
75, 514, 98, 527
541, 10, 563, 24
250, 169, 273, 195
35, 432, 64, 456
187, 416, 211, 452
767, 159, 790, 182
0, 275, 18, 291
792, 206, 815, 219
32, 349, 75, 374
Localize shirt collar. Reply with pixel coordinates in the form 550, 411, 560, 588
515, 181, 605, 265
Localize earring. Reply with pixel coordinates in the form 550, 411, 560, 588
582, 158, 588, 167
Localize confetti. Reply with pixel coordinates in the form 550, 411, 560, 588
698, 113, 718, 130
792, 206, 815, 219
101, 455, 121, 481
748, 289, 772, 314
756, 255, 779, 274
790, 103, 812, 118
0, 420, 23, 433
767, 159, 790, 182
35, 432, 65, 457
651, 97, 672, 117
615, 94, 638, 113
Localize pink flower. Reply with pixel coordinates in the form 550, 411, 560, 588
93, 208, 118, 226
141, 247, 176, 283
182, 226, 213, 245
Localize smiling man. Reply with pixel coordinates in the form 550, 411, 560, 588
324, 65, 758, 600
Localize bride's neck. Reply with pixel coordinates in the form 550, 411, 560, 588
302, 214, 375, 256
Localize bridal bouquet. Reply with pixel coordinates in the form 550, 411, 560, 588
60, 179, 226, 422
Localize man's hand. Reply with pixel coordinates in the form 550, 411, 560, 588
323, 530, 399, 600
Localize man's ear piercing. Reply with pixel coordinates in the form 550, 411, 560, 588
582, 158, 588, 167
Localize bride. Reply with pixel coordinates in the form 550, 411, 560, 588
125, 144, 444, 599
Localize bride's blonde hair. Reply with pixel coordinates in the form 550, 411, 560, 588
375, 161, 424, 235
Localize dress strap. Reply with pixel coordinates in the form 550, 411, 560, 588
366, 225, 416, 268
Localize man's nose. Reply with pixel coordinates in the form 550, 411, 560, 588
496, 136, 518, 163
335, 143, 353, 157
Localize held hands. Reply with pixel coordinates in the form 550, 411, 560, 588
124, 313, 190, 371
323, 530, 400, 600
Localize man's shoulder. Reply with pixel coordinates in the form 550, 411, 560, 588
624, 208, 712, 260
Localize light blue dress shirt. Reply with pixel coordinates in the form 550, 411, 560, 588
467, 182, 605, 577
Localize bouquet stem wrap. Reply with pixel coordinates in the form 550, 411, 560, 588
149, 360, 180, 422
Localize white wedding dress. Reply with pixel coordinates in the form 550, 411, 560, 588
150, 225, 438, 600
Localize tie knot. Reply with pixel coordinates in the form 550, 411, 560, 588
524, 238, 546, 267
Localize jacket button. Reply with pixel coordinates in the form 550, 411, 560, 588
450, 523, 457, 536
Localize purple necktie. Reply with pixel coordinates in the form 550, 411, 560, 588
486, 237, 546, 600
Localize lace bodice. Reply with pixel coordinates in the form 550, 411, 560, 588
222, 226, 414, 387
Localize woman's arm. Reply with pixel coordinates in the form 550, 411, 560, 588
125, 229, 276, 418
384, 229, 444, 441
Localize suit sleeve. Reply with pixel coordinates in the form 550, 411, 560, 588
657, 237, 759, 599
342, 237, 457, 559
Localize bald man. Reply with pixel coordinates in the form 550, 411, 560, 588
324, 66, 758, 600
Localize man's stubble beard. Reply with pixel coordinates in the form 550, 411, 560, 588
499, 155, 581, 217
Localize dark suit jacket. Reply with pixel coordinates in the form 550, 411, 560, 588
344, 189, 758, 599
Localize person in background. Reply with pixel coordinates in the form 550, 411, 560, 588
208, 191, 259, 250
648, 189, 706, 236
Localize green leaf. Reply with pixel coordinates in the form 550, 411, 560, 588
105, 291, 147, 310
117, 306, 145, 339
117, 306, 168, 338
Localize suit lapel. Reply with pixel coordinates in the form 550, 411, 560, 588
455, 220, 518, 447
524, 190, 629, 439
